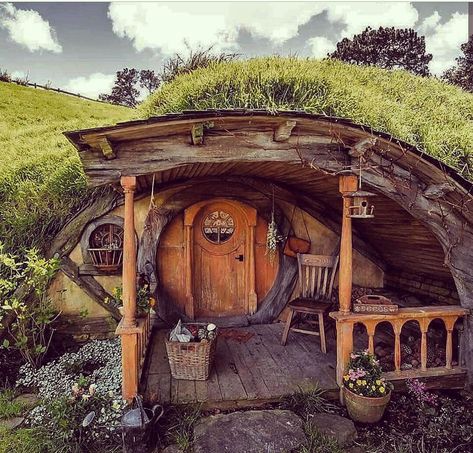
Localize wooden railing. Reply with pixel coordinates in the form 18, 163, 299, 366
330, 306, 469, 386
116, 310, 152, 400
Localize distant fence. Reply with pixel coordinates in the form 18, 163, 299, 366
5, 77, 125, 106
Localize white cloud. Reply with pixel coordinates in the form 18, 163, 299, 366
417, 11, 441, 36
323, 2, 419, 39
309, 36, 335, 58
0, 3, 62, 53
107, 2, 325, 54
64, 73, 116, 99
422, 12, 468, 75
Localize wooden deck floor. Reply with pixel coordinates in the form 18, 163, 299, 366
141, 323, 338, 408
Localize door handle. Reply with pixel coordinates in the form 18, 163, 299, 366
235, 254, 244, 262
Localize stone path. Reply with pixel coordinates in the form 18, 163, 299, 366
193, 410, 307, 453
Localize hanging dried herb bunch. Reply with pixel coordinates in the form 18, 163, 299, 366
265, 188, 283, 265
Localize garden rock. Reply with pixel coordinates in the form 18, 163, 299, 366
13, 393, 39, 408
0, 416, 25, 430
193, 410, 306, 453
311, 413, 357, 447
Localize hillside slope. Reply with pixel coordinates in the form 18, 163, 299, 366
141, 57, 473, 181
0, 82, 134, 252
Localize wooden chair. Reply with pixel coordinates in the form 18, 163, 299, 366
281, 253, 339, 353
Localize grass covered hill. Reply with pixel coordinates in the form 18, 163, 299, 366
141, 57, 473, 180
0, 82, 133, 253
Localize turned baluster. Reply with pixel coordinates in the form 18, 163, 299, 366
420, 319, 429, 371
393, 321, 402, 372
444, 317, 457, 370
365, 321, 377, 355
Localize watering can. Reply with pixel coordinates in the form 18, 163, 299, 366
121, 395, 164, 452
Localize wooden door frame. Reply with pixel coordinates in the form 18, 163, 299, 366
183, 198, 257, 319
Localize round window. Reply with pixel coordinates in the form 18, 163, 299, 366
202, 210, 235, 244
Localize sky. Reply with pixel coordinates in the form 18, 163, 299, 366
0, 1, 470, 99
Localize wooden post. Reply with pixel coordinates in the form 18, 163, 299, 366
118, 176, 139, 401
338, 176, 358, 314
121, 176, 137, 328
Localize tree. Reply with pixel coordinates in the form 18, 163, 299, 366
99, 68, 140, 107
329, 27, 432, 76
442, 35, 473, 93
139, 69, 160, 94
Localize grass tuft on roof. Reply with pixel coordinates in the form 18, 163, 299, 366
141, 57, 473, 179
0, 82, 133, 253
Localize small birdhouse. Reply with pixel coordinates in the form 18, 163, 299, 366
347, 190, 375, 219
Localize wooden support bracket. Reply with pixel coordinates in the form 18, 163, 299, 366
98, 137, 116, 160
348, 137, 377, 158
274, 120, 297, 142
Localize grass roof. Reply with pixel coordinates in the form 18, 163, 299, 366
0, 82, 133, 253
141, 57, 473, 180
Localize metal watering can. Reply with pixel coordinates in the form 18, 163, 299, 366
121, 395, 164, 452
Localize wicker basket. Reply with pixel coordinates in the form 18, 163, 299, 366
165, 325, 217, 380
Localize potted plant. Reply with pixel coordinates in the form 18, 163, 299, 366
343, 350, 392, 423
111, 284, 151, 318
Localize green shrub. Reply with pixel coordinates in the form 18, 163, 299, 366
0, 245, 60, 368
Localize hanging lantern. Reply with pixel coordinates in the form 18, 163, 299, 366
347, 190, 375, 219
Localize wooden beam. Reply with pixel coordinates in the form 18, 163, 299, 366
348, 137, 377, 158
80, 131, 349, 186
274, 120, 296, 142
339, 175, 358, 314
98, 137, 116, 160
191, 124, 204, 145
60, 256, 121, 321
121, 176, 137, 328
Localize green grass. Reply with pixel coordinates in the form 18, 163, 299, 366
141, 57, 473, 181
0, 82, 133, 253
0, 427, 56, 453
0, 389, 23, 419
158, 404, 202, 452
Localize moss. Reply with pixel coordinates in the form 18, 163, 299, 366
141, 57, 473, 180
0, 82, 133, 253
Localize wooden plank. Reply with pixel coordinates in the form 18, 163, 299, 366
195, 367, 222, 403
213, 337, 248, 401
221, 336, 270, 400
242, 326, 292, 397
177, 379, 197, 404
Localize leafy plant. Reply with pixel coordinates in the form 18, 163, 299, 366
299, 421, 344, 453
0, 244, 60, 368
157, 404, 202, 452
0, 388, 23, 419
17, 338, 125, 451
281, 385, 339, 420
343, 350, 391, 397
107, 285, 151, 314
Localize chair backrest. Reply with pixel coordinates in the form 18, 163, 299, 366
297, 253, 340, 301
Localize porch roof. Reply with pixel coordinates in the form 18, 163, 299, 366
64, 109, 472, 192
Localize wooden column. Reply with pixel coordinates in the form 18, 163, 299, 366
118, 176, 138, 401
338, 176, 358, 314
121, 176, 137, 328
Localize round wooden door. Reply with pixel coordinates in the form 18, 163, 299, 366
184, 199, 257, 318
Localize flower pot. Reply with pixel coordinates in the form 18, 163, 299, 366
343, 386, 391, 424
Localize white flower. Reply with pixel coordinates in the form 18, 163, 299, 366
82, 394, 90, 401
